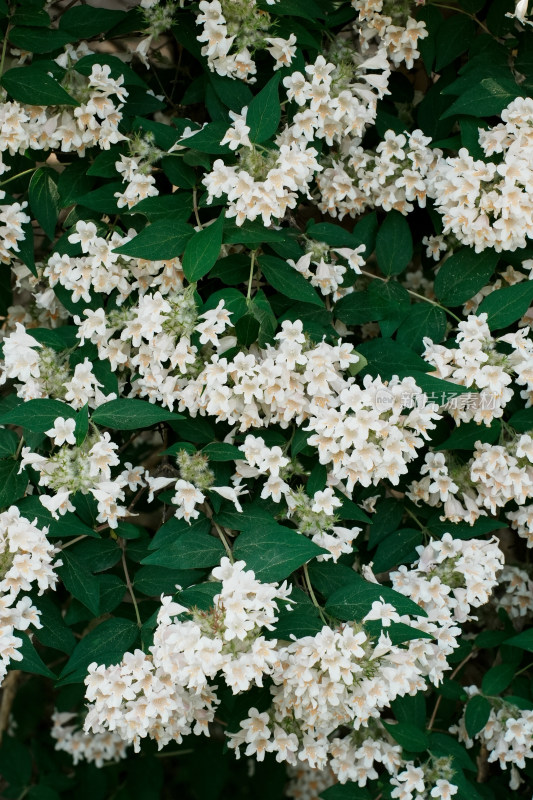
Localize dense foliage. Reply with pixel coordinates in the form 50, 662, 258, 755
1, 0, 533, 798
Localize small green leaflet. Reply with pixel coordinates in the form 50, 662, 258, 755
74, 403, 89, 447
505, 629, 533, 652
434, 247, 498, 305
29, 168, 60, 241
233, 526, 327, 582
113, 220, 194, 260
1, 65, 79, 106
182, 212, 224, 282
0, 398, 76, 432
464, 694, 492, 737
477, 282, 533, 329
259, 255, 324, 307
375, 211, 413, 276
58, 617, 139, 685
91, 399, 183, 430
246, 74, 281, 143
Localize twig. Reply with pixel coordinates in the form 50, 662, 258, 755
0, 671, 19, 745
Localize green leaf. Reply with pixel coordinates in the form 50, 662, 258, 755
57, 550, 100, 615
325, 575, 427, 620
382, 721, 429, 752
357, 338, 431, 381
33, 595, 76, 655
182, 212, 224, 282
435, 419, 501, 451
477, 282, 533, 330
396, 304, 447, 353
259, 255, 324, 307
75, 404, 89, 447
247, 74, 281, 143
235, 313, 260, 346
368, 498, 404, 548
91, 399, 183, 430
112, 220, 194, 260
335, 281, 410, 326
442, 77, 526, 118
505, 629, 533, 652
29, 168, 60, 240
128, 193, 193, 223
135, 565, 202, 596
373, 529, 422, 572
1, 65, 79, 106
58, 5, 125, 37
434, 247, 499, 305
57, 160, 95, 208
9, 26, 74, 54
434, 16, 475, 70
142, 531, 225, 569
0, 460, 28, 508
202, 442, 243, 461
481, 663, 515, 695
375, 211, 413, 276
464, 694, 492, 737
0, 398, 76, 432
233, 526, 326, 582
58, 617, 139, 684
180, 121, 232, 154
12, 632, 56, 679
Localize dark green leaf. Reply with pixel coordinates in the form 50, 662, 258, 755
373, 529, 423, 572
396, 304, 447, 353
0, 460, 28, 508
142, 531, 225, 569
325, 575, 427, 620
91, 399, 183, 430
375, 211, 413, 276
233, 526, 326, 582
202, 442, 243, 461
477, 282, 533, 330
442, 77, 526, 118
434, 16, 475, 70
182, 212, 224, 282
113, 220, 194, 260
434, 248, 499, 305
260, 255, 323, 307
464, 694, 491, 737
0, 398, 76, 432
2, 65, 79, 105
57, 550, 100, 615
59, 6, 126, 37
58, 617, 139, 684
505, 629, 533, 652
29, 168, 60, 240
382, 721, 429, 752
12, 632, 56, 679
481, 663, 515, 695
247, 74, 281, 143
9, 26, 74, 54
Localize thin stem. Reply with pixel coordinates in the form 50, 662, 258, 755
155, 748, 194, 758
428, 2, 494, 37
14, 435, 24, 460
247, 250, 256, 301
359, 269, 462, 324
0, 25, 9, 79
120, 541, 143, 642
428, 649, 475, 730
213, 521, 234, 562
514, 661, 533, 678
192, 188, 202, 229
0, 167, 37, 188
303, 563, 327, 625
404, 506, 429, 533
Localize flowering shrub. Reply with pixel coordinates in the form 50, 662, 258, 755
1, 0, 533, 798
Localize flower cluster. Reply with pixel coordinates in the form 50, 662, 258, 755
51, 711, 128, 767
353, 0, 428, 69
452, 689, 533, 787
422, 313, 533, 424
0, 507, 60, 681
84, 558, 292, 750
429, 98, 533, 252
317, 129, 440, 220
